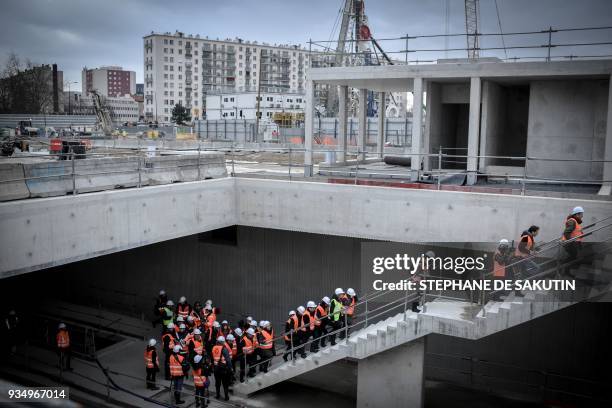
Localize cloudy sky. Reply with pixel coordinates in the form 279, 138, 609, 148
1, 0, 611, 90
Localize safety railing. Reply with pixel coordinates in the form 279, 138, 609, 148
307, 25, 612, 64
3, 143, 612, 200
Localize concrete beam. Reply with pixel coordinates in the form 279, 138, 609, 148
599, 75, 612, 195
377, 92, 386, 159
3, 177, 612, 278
411, 77, 424, 181
357, 338, 425, 408
358, 88, 368, 162
467, 77, 482, 185
338, 85, 348, 164
304, 80, 315, 176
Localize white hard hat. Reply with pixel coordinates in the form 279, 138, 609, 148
217, 336, 225, 342
334, 288, 345, 296
322, 296, 330, 305
234, 328, 243, 336
194, 354, 203, 364
307, 301, 316, 308
226, 334, 235, 341
179, 296, 186, 303
499, 239, 509, 246
173, 345, 181, 353
265, 321, 271, 328
571, 206, 584, 215
289, 310, 296, 316
193, 328, 201, 335
425, 251, 436, 258
205, 299, 213, 305
167, 323, 175, 329
166, 300, 174, 306
259, 320, 266, 327
297, 306, 305, 314
179, 324, 186, 330
159, 290, 166, 296
246, 328, 255, 336
204, 305, 212, 311
221, 320, 228, 325
213, 321, 220, 328
176, 316, 184, 322
148, 338, 157, 347
347, 288, 356, 297
187, 315, 194, 322
58, 322, 66, 329
250, 320, 258, 327
246, 316, 253, 321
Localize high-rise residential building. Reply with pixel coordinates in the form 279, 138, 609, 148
143, 31, 333, 122
82, 66, 136, 97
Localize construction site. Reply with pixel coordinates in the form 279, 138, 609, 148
1, 0, 612, 407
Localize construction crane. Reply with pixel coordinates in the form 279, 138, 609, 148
465, 0, 480, 59
326, 0, 398, 118
90, 89, 113, 136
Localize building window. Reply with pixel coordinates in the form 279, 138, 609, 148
164, 39, 168, 44
164, 48, 168, 53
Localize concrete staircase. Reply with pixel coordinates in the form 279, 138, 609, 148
234, 254, 612, 396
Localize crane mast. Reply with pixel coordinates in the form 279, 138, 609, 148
465, 0, 480, 59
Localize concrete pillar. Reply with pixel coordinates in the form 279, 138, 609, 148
478, 80, 491, 172
358, 88, 367, 162
304, 79, 315, 176
356, 338, 425, 408
377, 92, 386, 159
467, 77, 482, 185
598, 75, 612, 195
411, 77, 424, 181
338, 85, 348, 164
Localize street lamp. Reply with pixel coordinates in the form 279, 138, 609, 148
66, 81, 77, 115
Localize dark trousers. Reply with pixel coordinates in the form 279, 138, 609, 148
214, 367, 230, 400
58, 347, 71, 370
328, 320, 341, 345
258, 349, 273, 372
146, 367, 157, 388
172, 376, 184, 403
238, 355, 246, 382
246, 354, 257, 376
283, 340, 293, 361
315, 323, 329, 348
195, 385, 208, 407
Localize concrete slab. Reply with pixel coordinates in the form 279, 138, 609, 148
0, 161, 29, 201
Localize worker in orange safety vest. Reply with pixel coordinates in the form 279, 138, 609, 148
56, 322, 71, 371
144, 338, 160, 390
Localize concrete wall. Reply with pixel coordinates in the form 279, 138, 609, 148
3, 177, 612, 277
527, 79, 609, 181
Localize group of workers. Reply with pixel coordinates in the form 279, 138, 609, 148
145, 287, 358, 405
493, 206, 587, 280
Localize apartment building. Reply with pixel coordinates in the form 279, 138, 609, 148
82, 66, 136, 97
143, 31, 333, 122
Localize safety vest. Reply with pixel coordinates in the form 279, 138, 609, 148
562, 217, 583, 242
162, 307, 174, 326
56, 330, 70, 349
169, 354, 184, 377
253, 333, 259, 349
162, 332, 175, 349
314, 305, 327, 326
493, 250, 506, 278
192, 367, 207, 388
284, 316, 298, 340
243, 337, 255, 354
259, 330, 274, 349
144, 348, 158, 368
212, 345, 226, 366
301, 311, 314, 331
330, 299, 343, 322
346, 297, 356, 316
192, 339, 204, 355
190, 311, 201, 327
177, 304, 190, 319
227, 341, 237, 358
515, 233, 534, 258
205, 313, 216, 328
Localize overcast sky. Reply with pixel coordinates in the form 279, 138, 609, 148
1, 0, 611, 90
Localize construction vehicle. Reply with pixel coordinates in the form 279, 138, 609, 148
90, 89, 113, 136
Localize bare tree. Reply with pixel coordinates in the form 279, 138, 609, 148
0, 53, 54, 114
